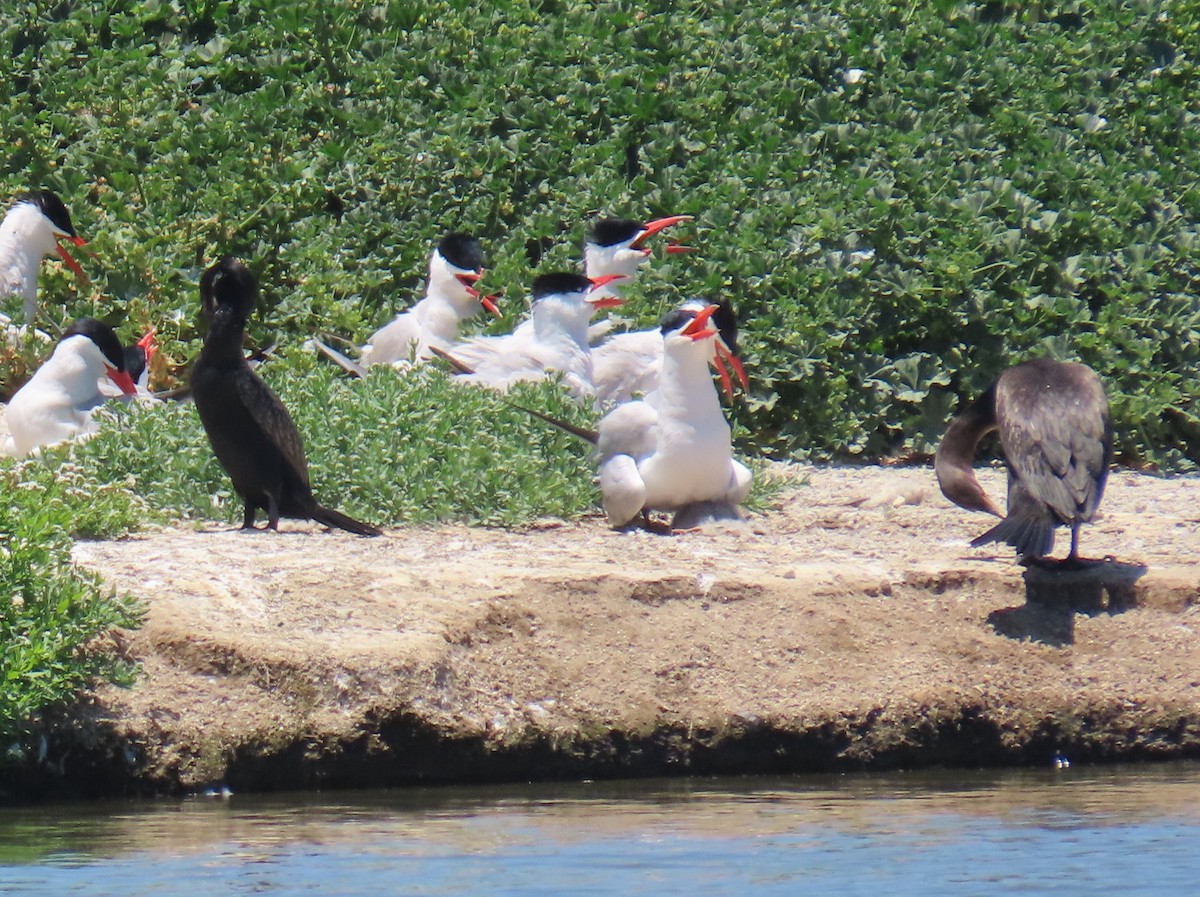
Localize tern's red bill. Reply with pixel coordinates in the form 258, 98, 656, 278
680, 305, 749, 402
631, 215, 693, 249
459, 271, 502, 317
479, 293, 502, 316
56, 240, 88, 282
137, 329, 158, 364
712, 343, 749, 403
717, 343, 749, 391
107, 367, 139, 396
587, 273, 628, 308
681, 304, 719, 340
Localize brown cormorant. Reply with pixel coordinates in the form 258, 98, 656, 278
935, 358, 1111, 561
190, 256, 381, 536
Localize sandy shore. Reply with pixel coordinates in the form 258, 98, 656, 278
8, 465, 1200, 800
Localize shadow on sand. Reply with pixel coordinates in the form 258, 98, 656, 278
987, 558, 1149, 647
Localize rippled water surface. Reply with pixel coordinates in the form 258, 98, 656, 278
3, 764, 1199, 895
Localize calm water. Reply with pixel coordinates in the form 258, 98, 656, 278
2, 764, 1199, 896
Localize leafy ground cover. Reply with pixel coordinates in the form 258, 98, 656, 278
0, 0, 1197, 752
0, 0, 1194, 468
0, 461, 142, 752
69, 355, 605, 527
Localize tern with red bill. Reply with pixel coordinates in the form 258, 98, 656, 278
582, 215, 694, 342
597, 303, 752, 529
500, 215, 694, 368
98, 327, 159, 400
593, 297, 747, 407
354, 233, 500, 369
3, 318, 139, 457
0, 190, 88, 328
584, 216, 732, 407
445, 271, 627, 401
584, 215, 692, 293
124, 328, 159, 393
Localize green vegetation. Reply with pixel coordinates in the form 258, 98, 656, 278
69, 352, 782, 525
70, 354, 603, 526
0, 462, 142, 749
0, 1, 1197, 745
0, 0, 1195, 468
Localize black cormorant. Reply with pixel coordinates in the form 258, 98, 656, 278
190, 256, 381, 536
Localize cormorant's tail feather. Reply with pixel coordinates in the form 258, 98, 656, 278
970, 513, 1054, 558
312, 505, 383, 537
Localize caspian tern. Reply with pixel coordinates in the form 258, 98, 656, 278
597, 303, 752, 528
936, 358, 1111, 563
445, 271, 625, 400
357, 233, 500, 368
593, 297, 747, 407
97, 328, 158, 400
508, 216, 693, 349
586, 215, 727, 406
584, 215, 693, 298
2, 317, 138, 458
190, 256, 382, 536
0, 190, 88, 328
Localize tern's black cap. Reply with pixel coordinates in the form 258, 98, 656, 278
531, 272, 593, 302
587, 218, 641, 248
21, 189, 78, 237
437, 233, 483, 272
62, 317, 125, 371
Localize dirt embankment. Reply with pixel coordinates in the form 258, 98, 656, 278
10, 465, 1200, 800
